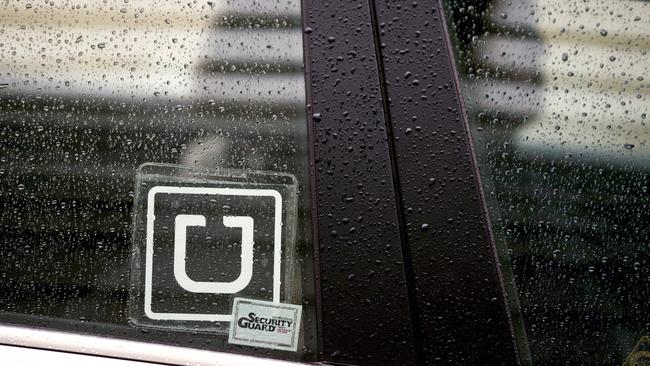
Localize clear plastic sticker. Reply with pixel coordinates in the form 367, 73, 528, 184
129, 163, 298, 333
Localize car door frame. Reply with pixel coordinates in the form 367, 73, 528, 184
303, 0, 521, 364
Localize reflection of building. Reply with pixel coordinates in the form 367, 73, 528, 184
467, 0, 649, 167
445, 0, 649, 364
0, 1, 306, 170
0, 1, 304, 101
0, 0, 307, 325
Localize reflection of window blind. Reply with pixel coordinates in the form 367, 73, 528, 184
469, 0, 649, 166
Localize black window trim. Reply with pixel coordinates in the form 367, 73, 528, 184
304, 0, 521, 364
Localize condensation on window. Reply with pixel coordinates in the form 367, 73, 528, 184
0, 0, 315, 359
444, 0, 648, 364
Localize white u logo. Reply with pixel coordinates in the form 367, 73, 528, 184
173, 214, 255, 294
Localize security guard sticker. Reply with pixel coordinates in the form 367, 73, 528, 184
228, 298, 302, 352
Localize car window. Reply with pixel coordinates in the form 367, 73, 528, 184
0, 0, 316, 361
443, 0, 649, 364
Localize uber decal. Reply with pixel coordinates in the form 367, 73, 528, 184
228, 298, 302, 352
129, 164, 299, 334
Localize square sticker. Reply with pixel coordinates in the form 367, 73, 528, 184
129, 164, 299, 333
228, 298, 302, 352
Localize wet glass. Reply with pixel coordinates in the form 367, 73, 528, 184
0, 0, 316, 360
443, 0, 649, 364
